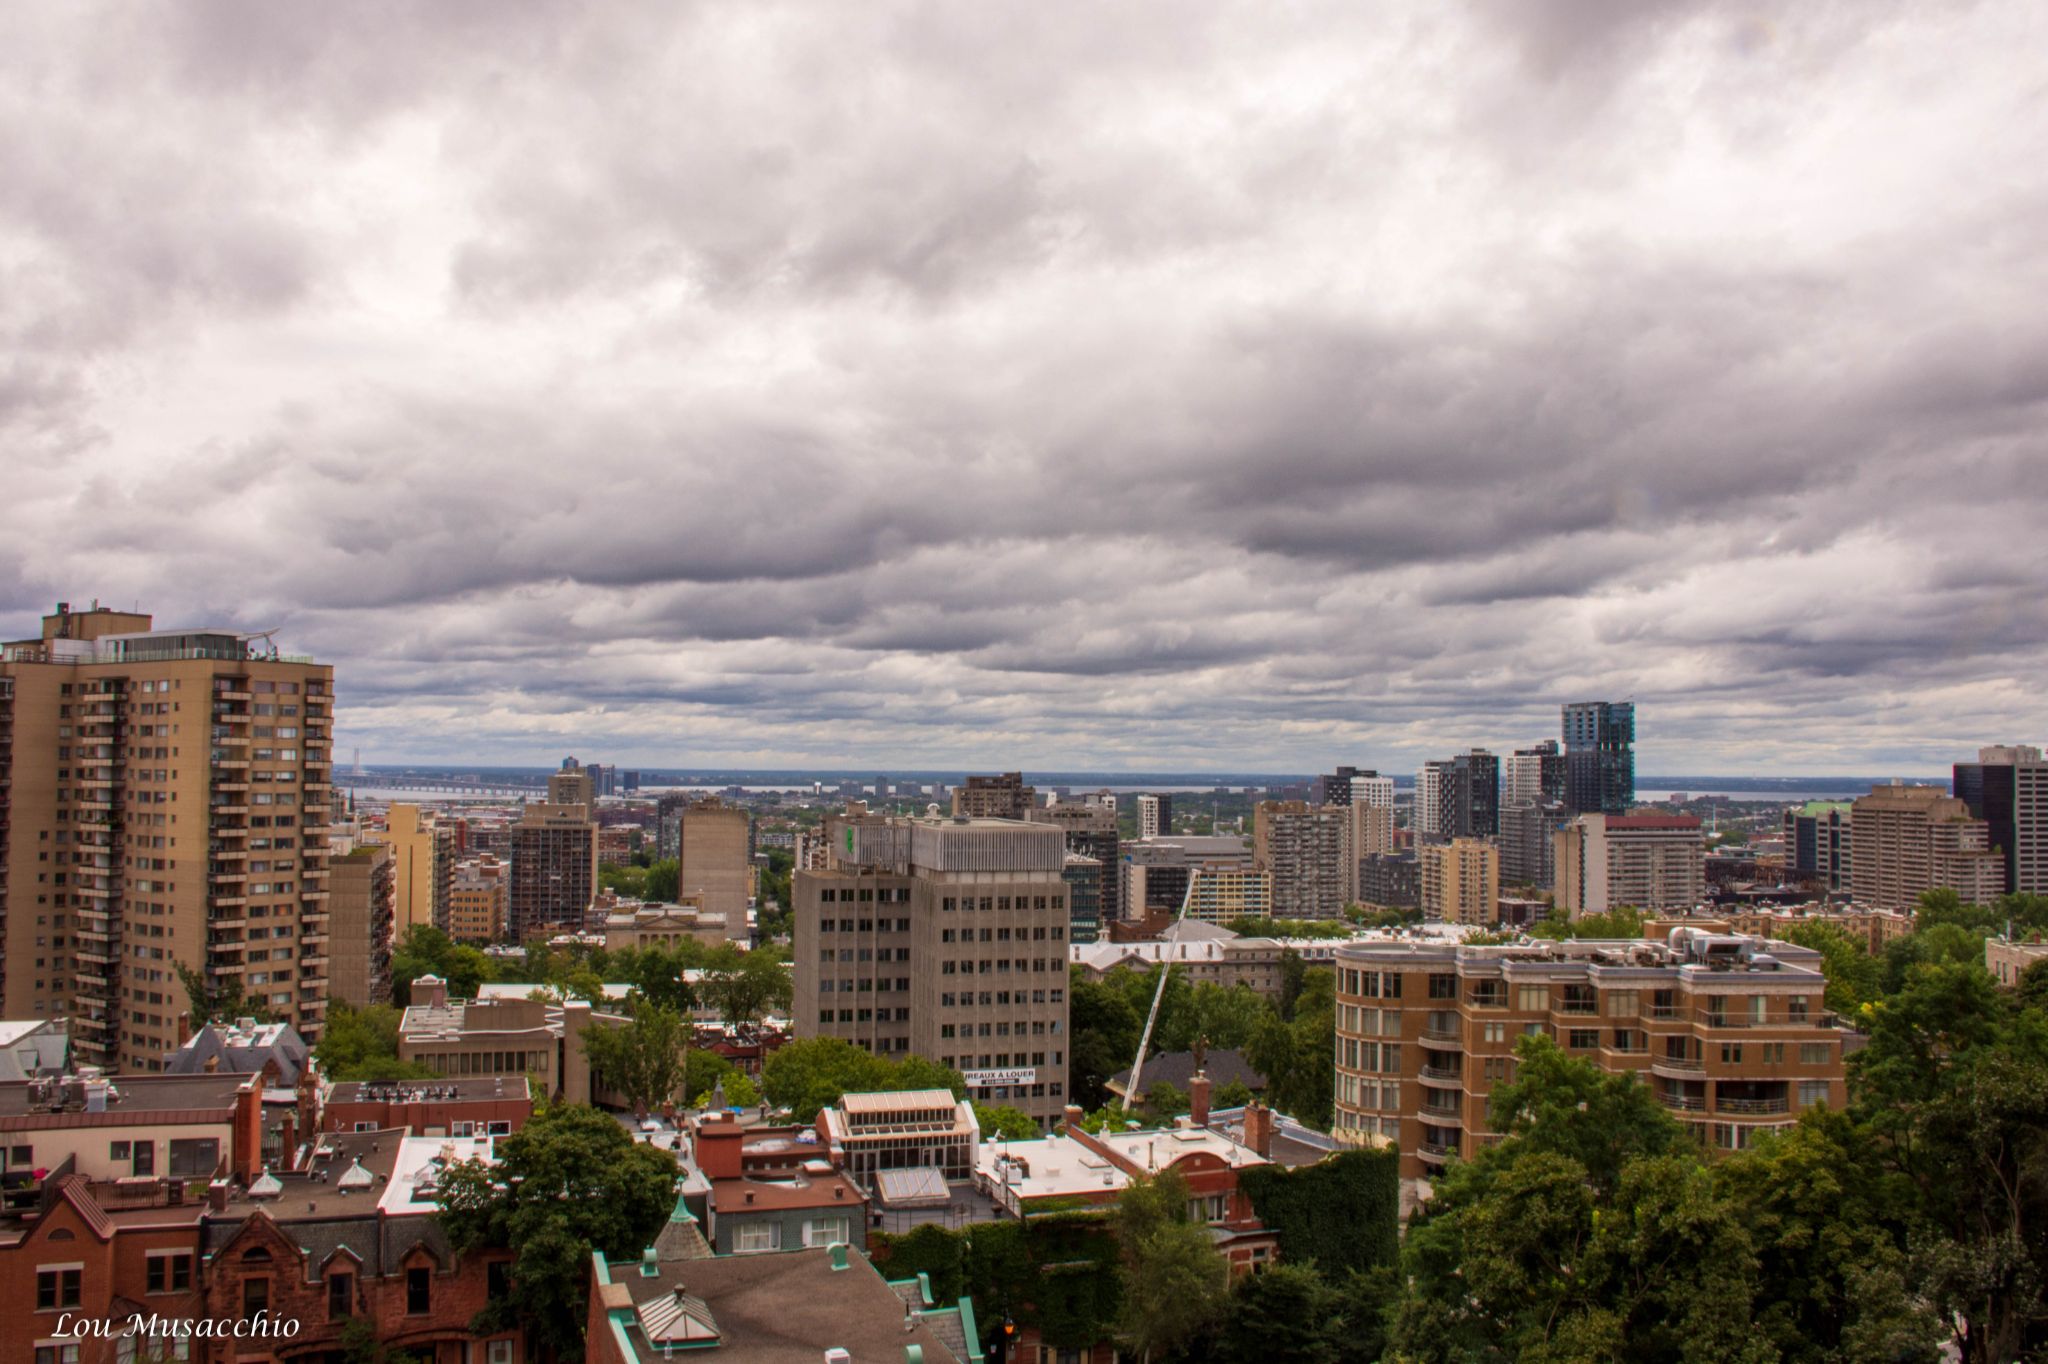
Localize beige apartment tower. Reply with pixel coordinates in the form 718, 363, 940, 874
447, 855, 508, 941
548, 765, 596, 810
0, 602, 336, 1072
1849, 783, 2003, 911
1555, 813, 1706, 916
793, 815, 1072, 1127
329, 843, 395, 1007
1420, 838, 1500, 925
1253, 801, 1348, 919
675, 796, 753, 939
381, 802, 452, 935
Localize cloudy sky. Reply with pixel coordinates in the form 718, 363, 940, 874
4, 1, 2044, 775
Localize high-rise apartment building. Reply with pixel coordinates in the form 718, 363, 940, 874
1333, 930, 1847, 1183
1252, 802, 1348, 919
674, 797, 753, 940
1499, 800, 1570, 889
1414, 763, 1448, 840
1136, 794, 1171, 842
0, 602, 336, 1071
1849, 783, 2004, 911
792, 815, 1072, 1126
1318, 767, 1362, 806
1953, 744, 2047, 896
1418, 753, 1498, 841
1554, 813, 1705, 915
1781, 802, 1852, 895
1026, 802, 1121, 925
548, 765, 596, 810
1503, 741, 1566, 807
1062, 853, 1104, 944
330, 844, 395, 1007
381, 803, 452, 935
447, 855, 507, 942
1121, 836, 1256, 919
1420, 839, 1499, 925
1351, 772, 1396, 811
1562, 701, 1635, 816
951, 772, 1035, 820
507, 801, 597, 938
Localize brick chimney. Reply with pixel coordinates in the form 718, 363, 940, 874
1062, 1104, 1084, 1135
231, 1079, 264, 1181
1242, 1102, 1274, 1159
694, 1112, 745, 1180
1189, 1069, 1212, 1129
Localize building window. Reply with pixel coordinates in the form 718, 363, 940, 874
34, 1347, 80, 1364
242, 1276, 269, 1321
328, 1271, 354, 1319
1797, 1081, 1832, 1109
168, 1138, 220, 1179
733, 1222, 782, 1254
36, 1267, 82, 1311
1799, 1043, 1831, 1064
487, 1342, 515, 1364
407, 1267, 431, 1314
805, 1216, 852, 1247
146, 1253, 192, 1294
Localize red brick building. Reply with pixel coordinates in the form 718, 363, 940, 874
322, 1076, 534, 1139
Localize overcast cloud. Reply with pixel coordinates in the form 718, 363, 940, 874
4, 0, 2044, 774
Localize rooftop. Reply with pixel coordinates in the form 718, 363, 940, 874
327, 1075, 531, 1106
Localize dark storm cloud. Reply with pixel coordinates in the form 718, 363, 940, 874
2, 0, 2043, 772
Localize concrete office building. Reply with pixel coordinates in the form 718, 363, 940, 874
1781, 802, 1853, 895
674, 797, 753, 939
1334, 929, 1848, 1184
1555, 813, 1706, 915
1181, 866, 1276, 923
1850, 783, 2005, 911
1027, 800, 1121, 925
1136, 793, 1171, 841
792, 815, 1071, 1126
380, 803, 452, 934
507, 802, 598, 938
950, 772, 1035, 820
0, 602, 335, 1071
1421, 839, 1500, 925
1954, 744, 2048, 896
1564, 701, 1635, 816
1120, 836, 1256, 919
1062, 853, 1104, 943
329, 844, 395, 1007
1253, 802, 1348, 919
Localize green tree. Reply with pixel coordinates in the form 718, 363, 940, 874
316, 1002, 435, 1082
1212, 1263, 1343, 1364
974, 1103, 1038, 1141
1116, 1169, 1227, 1363
173, 961, 273, 1027
581, 1005, 689, 1116
1244, 967, 1335, 1128
1485, 1033, 1684, 1193
1142, 1080, 1188, 1119
700, 944, 792, 1024
760, 1038, 964, 1122
1777, 920, 1884, 1015
643, 857, 681, 903
436, 1104, 677, 1362
1069, 968, 1142, 1109
1159, 981, 1273, 1053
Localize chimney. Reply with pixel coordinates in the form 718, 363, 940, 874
231, 1079, 263, 1181
207, 1180, 229, 1213
1061, 1105, 1083, 1135
178, 1011, 194, 1043
1243, 1102, 1274, 1159
694, 1112, 746, 1181
1189, 1070, 1212, 1129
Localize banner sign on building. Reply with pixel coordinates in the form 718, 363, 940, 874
964, 1067, 1037, 1089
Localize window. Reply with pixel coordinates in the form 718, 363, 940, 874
488, 1343, 515, 1364
407, 1267, 431, 1314
805, 1215, 852, 1247
1515, 985, 1548, 1013
132, 1141, 154, 1176
37, 1266, 82, 1310
1721, 1043, 1744, 1064
242, 1275, 269, 1321
1797, 1081, 1832, 1109
1799, 1043, 1831, 1065
146, 1253, 192, 1294
168, 1137, 220, 1178
1567, 1029, 1599, 1050
34, 1347, 79, 1364
733, 1222, 782, 1253
328, 1271, 354, 1319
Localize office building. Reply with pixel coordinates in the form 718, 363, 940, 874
1334, 929, 1848, 1183
1503, 740, 1566, 807
1181, 865, 1276, 923
1417, 753, 1497, 842
1351, 771, 1396, 810
1120, 835, 1256, 919
950, 771, 1035, 819
447, 855, 507, 941
549, 764, 596, 810
674, 797, 753, 939
1137, 793, 1171, 841
1954, 744, 2048, 896
1849, 783, 2004, 911
1563, 701, 1635, 815
507, 801, 598, 938
397, 973, 622, 1104
0, 602, 335, 1070
329, 844, 395, 1007
792, 815, 1071, 1126
1252, 801, 1348, 919
601, 898, 730, 953
1420, 838, 1500, 925
1500, 799, 1570, 889
1781, 801, 1853, 895
1555, 813, 1705, 915
381, 802, 453, 934
654, 792, 689, 861
1062, 853, 1104, 943
1028, 800, 1121, 925
1318, 767, 1362, 806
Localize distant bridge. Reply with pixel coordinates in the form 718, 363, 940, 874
336, 773, 546, 798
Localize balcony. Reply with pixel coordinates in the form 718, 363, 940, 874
1419, 1065, 1464, 1087
1650, 1055, 1706, 1079
1419, 1029, 1462, 1050
1714, 1095, 1791, 1116
1417, 1142, 1459, 1164
1419, 1101, 1462, 1120
1657, 1091, 1706, 1112
1646, 1004, 1682, 1020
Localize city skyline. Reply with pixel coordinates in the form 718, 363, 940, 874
5, 3, 2046, 773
